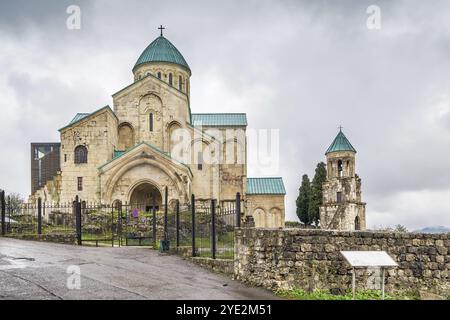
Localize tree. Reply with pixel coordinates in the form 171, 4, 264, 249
394, 224, 408, 233
296, 174, 311, 225
309, 162, 327, 226
7, 193, 24, 207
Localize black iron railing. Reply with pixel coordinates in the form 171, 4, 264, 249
0, 190, 242, 259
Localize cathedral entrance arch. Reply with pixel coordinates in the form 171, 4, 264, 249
128, 181, 162, 212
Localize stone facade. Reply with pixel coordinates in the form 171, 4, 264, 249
320, 133, 366, 230
234, 228, 450, 296
246, 194, 285, 228
29, 32, 286, 228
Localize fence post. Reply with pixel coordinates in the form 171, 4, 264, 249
164, 186, 168, 243
152, 193, 156, 246
37, 197, 42, 235
118, 201, 122, 247
191, 194, 196, 257
176, 200, 180, 248
7, 196, 11, 233
74, 196, 82, 245
1, 190, 5, 236
236, 192, 241, 228
110, 204, 114, 247
211, 199, 216, 260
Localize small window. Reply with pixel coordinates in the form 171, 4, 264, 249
77, 177, 83, 191
149, 113, 153, 132
64, 154, 67, 162
197, 152, 203, 171
157, 72, 161, 79
337, 192, 343, 203
74, 145, 88, 164
179, 76, 183, 91
169, 73, 173, 86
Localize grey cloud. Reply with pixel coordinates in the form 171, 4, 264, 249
1, 0, 450, 229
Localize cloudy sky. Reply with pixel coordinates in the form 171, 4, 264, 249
1, 0, 450, 230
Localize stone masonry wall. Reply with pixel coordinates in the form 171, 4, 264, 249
234, 228, 450, 296
246, 194, 285, 228
6, 233, 77, 245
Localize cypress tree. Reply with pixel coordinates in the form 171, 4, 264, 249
296, 174, 311, 225
309, 162, 327, 226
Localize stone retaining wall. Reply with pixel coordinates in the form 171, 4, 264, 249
234, 228, 450, 296
189, 257, 234, 275
175, 246, 234, 275
5, 233, 77, 245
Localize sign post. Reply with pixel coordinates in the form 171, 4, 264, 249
341, 251, 398, 300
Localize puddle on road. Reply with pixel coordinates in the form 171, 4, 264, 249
0, 255, 36, 270
11, 257, 35, 261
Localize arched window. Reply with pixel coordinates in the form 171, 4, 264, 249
169, 73, 173, 86
338, 160, 343, 177
157, 72, 161, 79
197, 151, 203, 170
355, 216, 361, 230
149, 113, 153, 131
118, 123, 134, 150
74, 145, 88, 164
179, 76, 183, 91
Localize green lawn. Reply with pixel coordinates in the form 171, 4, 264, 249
276, 288, 418, 300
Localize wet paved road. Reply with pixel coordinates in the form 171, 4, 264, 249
0, 238, 276, 300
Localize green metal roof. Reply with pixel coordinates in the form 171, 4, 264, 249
113, 150, 125, 159
191, 113, 247, 127
134, 36, 191, 74
246, 177, 286, 195
68, 113, 90, 125
325, 130, 356, 154
59, 106, 117, 132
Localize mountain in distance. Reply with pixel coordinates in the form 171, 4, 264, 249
413, 226, 450, 234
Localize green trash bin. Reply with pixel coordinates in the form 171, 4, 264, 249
159, 239, 170, 252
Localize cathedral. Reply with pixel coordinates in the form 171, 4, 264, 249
30, 29, 286, 228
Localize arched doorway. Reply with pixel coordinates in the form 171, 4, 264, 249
129, 182, 162, 212
355, 216, 361, 230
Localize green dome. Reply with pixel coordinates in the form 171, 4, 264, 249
325, 130, 357, 155
134, 36, 191, 74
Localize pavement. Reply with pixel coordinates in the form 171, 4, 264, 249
0, 238, 276, 300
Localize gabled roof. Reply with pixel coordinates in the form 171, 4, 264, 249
325, 129, 357, 155
246, 177, 286, 195
111, 73, 192, 122
99, 141, 192, 175
134, 36, 191, 74
68, 113, 90, 125
191, 113, 247, 127
59, 106, 117, 132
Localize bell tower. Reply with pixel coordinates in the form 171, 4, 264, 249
320, 128, 366, 230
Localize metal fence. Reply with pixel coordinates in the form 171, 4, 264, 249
0, 189, 241, 260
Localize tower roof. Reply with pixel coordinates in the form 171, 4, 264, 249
134, 36, 191, 74
325, 129, 357, 155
